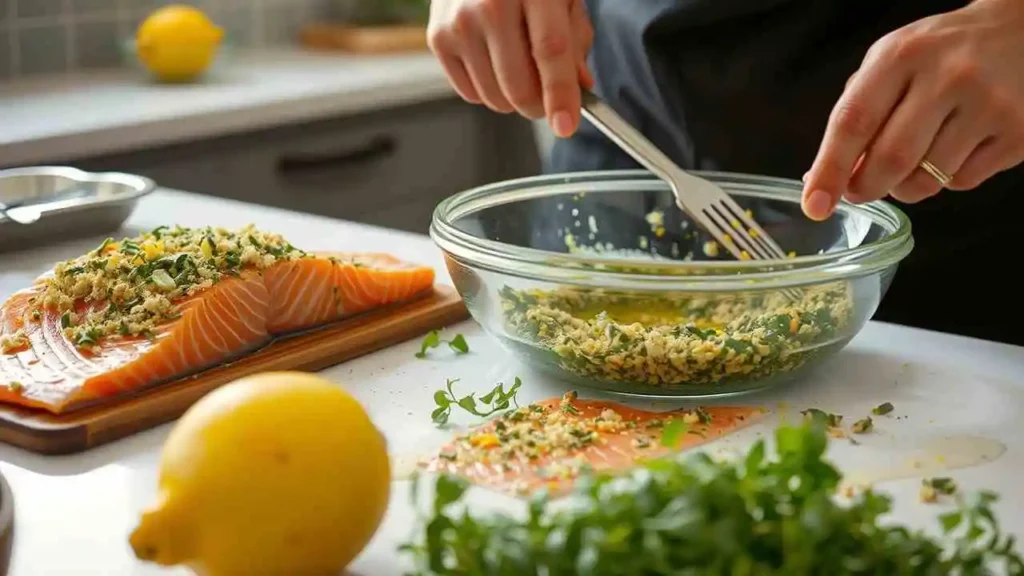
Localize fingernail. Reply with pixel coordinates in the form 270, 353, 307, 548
801, 171, 809, 184
804, 189, 835, 220
551, 112, 574, 138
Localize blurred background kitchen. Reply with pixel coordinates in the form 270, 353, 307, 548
0, 0, 551, 234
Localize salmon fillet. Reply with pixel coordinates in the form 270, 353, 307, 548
0, 226, 434, 414
422, 392, 765, 497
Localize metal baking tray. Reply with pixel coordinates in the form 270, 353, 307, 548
0, 166, 155, 253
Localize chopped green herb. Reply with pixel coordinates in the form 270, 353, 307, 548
447, 334, 469, 354
75, 329, 99, 347
924, 477, 958, 495
7, 382, 23, 394
430, 377, 521, 426
660, 418, 688, 447
149, 269, 176, 291
60, 311, 73, 328
416, 330, 470, 359
91, 237, 115, 256
872, 402, 895, 416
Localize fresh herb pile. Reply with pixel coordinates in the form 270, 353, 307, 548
402, 423, 1024, 575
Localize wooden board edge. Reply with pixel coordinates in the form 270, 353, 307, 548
299, 24, 428, 53
0, 285, 469, 455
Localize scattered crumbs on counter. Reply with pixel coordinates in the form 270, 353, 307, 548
920, 477, 958, 503
872, 402, 895, 416
801, 408, 842, 428
802, 409, 848, 440
851, 417, 873, 434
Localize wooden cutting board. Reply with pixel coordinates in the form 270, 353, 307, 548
0, 285, 469, 455
300, 23, 428, 53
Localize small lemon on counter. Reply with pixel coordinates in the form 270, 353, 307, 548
129, 371, 390, 576
135, 4, 223, 82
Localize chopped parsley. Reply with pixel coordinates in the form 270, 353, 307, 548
921, 477, 959, 503
416, 330, 470, 359
660, 419, 688, 447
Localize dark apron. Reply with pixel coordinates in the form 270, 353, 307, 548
549, 0, 1024, 346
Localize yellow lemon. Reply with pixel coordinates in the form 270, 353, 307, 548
129, 372, 390, 576
135, 5, 223, 82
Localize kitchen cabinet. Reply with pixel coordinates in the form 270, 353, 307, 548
69, 97, 542, 234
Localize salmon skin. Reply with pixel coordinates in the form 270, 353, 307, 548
422, 391, 765, 497
0, 225, 435, 414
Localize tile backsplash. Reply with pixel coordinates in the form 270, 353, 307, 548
0, 0, 365, 80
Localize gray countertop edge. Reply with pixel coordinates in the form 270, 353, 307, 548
0, 77, 456, 167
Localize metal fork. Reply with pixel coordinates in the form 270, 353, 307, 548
580, 89, 790, 263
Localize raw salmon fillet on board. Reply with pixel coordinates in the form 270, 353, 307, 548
0, 225, 435, 414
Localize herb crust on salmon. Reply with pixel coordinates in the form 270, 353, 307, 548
0, 225, 435, 414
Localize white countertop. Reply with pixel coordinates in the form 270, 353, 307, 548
0, 48, 454, 168
2, 190, 1024, 575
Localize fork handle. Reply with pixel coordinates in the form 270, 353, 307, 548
580, 89, 686, 183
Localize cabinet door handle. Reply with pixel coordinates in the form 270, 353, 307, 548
275, 136, 396, 174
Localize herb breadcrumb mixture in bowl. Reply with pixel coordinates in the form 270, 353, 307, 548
432, 171, 913, 397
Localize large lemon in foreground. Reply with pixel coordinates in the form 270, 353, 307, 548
135, 5, 223, 82
129, 372, 390, 576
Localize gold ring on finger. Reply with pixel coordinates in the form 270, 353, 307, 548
918, 159, 953, 188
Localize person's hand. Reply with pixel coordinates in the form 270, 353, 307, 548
802, 0, 1024, 220
427, 0, 594, 138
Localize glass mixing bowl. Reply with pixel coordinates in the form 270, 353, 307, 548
431, 171, 913, 398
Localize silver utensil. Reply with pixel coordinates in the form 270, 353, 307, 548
0, 200, 42, 225
580, 89, 790, 262
0, 198, 43, 223
0, 182, 94, 225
